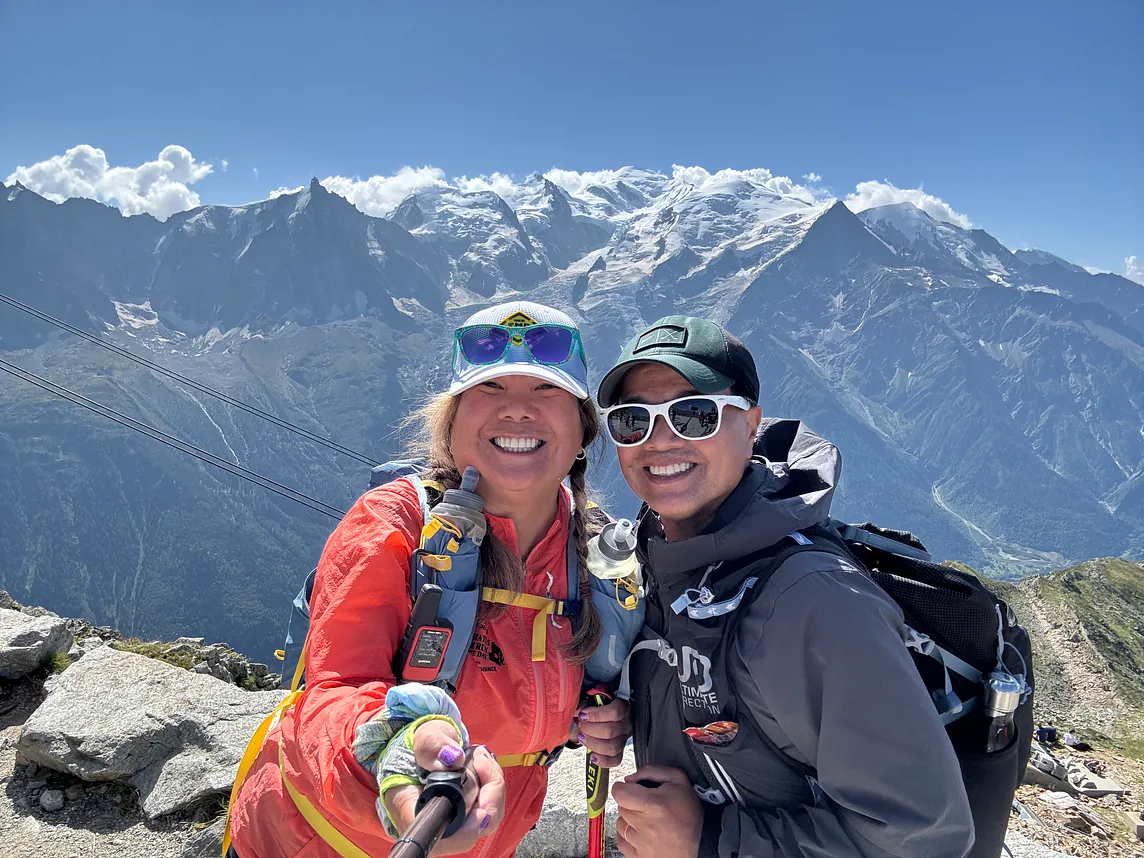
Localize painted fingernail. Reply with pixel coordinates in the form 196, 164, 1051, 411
577, 733, 587, 745
590, 754, 600, 765
438, 745, 464, 767
480, 812, 492, 830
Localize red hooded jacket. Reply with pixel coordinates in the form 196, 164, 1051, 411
229, 478, 584, 858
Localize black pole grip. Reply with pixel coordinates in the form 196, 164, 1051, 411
417, 771, 468, 838
387, 770, 467, 858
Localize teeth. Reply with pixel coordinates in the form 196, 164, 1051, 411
648, 463, 694, 476
492, 437, 543, 452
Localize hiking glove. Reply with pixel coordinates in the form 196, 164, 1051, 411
351, 683, 471, 837
352, 683, 471, 771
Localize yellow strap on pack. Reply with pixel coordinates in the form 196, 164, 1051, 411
290, 646, 308, 693
419, 553, 453, 572
496, 751, 545, 767
617, 575, 640, 611
481, 587, 564, 661
421, 515, 462, 543
279, 743, 375, 858
416, 515, 463, 575
221, 689, 303, 857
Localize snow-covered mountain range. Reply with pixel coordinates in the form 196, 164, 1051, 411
2, 168, 1141, 656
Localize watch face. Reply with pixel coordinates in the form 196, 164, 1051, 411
409, 627, 451, 668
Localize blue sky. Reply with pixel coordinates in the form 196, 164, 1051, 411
1, 0, 1141, 279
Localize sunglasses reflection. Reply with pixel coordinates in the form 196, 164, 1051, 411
458, 324, 578, 366
608, 398, 721, 446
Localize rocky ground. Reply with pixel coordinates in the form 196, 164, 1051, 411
1011, 741, 1144, 858
0, 675, 218, 858
0, 668, 631, 858
5, 584, 1144, 858
1014, 588, 1132, 733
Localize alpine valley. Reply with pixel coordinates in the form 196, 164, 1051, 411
2, 168, 1142, 658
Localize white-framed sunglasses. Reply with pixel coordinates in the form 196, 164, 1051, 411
600, 395, 754, 447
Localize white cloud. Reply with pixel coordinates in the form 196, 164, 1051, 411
454, 172, 520, 198
319, 169, 531, 215
668, 165, 822, 205
1126, 256, 1144, 285
6, 144, 213, 220
844, 179, 972, 228
543, 168, 629, 196
319, 166, 447, 217
5, 153, 1000, 249
269, 185, 304, 199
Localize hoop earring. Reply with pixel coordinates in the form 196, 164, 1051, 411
575, 449, 587, 461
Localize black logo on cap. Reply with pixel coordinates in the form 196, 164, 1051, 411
634, 325, 687, 353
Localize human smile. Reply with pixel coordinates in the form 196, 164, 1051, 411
645, 462, 695, 477
491, 436, 545, 453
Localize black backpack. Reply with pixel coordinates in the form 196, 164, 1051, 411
732, 417, 1034, 857
755, 520, 1034, 858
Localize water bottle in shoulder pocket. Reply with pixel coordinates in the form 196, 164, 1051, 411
584, 519, 645, 685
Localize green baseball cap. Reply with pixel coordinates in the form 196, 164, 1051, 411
596, 316, 760, 407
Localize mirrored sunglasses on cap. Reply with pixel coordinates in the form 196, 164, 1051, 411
600, 395, 753, 447
455, 323, 582, 366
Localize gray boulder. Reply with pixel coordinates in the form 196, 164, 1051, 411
69, 635, 108, 661
18, 645, 287, 818
20, 605, 60, 618
211, 663, 234, 683
0, 607, 73, 679
67, 636, 101, 661
517, 745, 636, 858
181, 816, 228, 858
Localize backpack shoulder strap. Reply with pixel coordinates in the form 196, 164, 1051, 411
669, 527, 852, 621
409, 475, 433, 524
709, 528, 858, 784
405, 474, 441, 603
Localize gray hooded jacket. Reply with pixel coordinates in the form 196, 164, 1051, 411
630, 419, 975, 858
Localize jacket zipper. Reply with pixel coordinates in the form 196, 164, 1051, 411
555, 615, 570, 717
656, 577, 724, 804
521, 560, 546, 753
524, 606, 546, 752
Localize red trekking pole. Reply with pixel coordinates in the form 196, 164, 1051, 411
585, 687, 612, 858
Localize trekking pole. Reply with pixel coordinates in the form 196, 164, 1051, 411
585, 688, 612, 858
388, 770, 468, 858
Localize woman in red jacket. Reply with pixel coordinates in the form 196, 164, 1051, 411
228, 301, 630, 858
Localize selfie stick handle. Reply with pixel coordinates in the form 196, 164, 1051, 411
388, 771, 467, 858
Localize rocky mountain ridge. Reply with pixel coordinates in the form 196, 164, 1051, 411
1, 167, 1142, 658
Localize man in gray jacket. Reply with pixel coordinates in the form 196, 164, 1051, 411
597, 316, 975, 858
